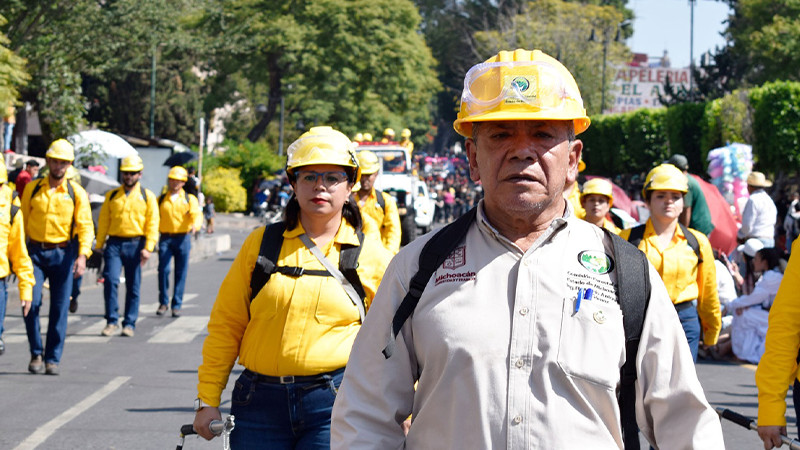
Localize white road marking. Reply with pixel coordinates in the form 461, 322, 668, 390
12, 376, 130, 450
140, 293, 198, 314
3, 316, 81, 344
148, 316, 208, 343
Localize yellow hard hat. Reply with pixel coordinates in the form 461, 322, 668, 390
353, 132, 364, 142
581, 178, 614, 207
401, 128, 411, 138
168, 166, 188, 181
642, 164, 688, 198
363, 133, 373, 142
454, 49, 590, 138
286, 126, 360, 182
357, 150, 381, 175
0, 160, 7, 184
383, 128, 395, 138
46, 139, 75, 162
120, 154, 144, 172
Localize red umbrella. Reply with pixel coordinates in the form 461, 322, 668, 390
691, 175, 739, 255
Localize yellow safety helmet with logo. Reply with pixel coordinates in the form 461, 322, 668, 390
286, 126, 360, 183
356, 150, 381, 175
168, 166, 188, 181
581, 178, 614, 207
642, 163, 688, 198
46, 139, 75, 162
400, 128, 411, 138
120, 155, 144, 172
454, 49, 591, 138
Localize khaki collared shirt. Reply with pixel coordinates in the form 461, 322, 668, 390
332, 201, 723, 449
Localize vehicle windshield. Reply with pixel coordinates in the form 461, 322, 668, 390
375, 150, 407, 174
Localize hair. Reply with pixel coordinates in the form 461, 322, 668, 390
26, 160, 40, 167
756, 247, 781, 271
283, 193, 363, 232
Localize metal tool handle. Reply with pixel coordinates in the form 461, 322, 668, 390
716, 407, 800, 449
177, 416, 235, 450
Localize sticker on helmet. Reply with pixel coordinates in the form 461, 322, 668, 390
577, 250, 614, 275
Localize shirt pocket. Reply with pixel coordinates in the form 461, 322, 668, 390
314, 280, 358, 326
557, 297, 625, 390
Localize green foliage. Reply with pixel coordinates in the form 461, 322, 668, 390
36, 57, 86, 138
0, 14, 29, 108
202, 139, 285, 202
202, 166, 247, 212
664, 102, 707, 171
581, 108, 668, 175
580, 114, 626, 174
701, 90, 751, 153
749, 81, 800, 172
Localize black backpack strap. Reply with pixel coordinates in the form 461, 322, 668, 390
382, 207, 477, 359
375, 189, 385, 212
249, 222, 286, 302
109, 186, 121, 202
604, 229, 651, 450
9, 204, 19, 226
678, 223, 702, 263
158, 193, 166, 206
626, 224, 646, 248
340, 229, 367, 304
30, 178, 44, 199
141, 185, 147, 201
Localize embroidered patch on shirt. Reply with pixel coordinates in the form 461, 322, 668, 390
443, 246, 466, 269
577, 250, 614, 274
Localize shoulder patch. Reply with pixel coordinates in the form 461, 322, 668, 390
577, 250, 614, 275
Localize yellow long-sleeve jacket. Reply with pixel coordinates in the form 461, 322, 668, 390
756, 237, 800, 426
620, 221, 721, 345
21, 177, 95, 257
565, 183, 585, 219
0, 185, 34, 301
197, 219, 392, 407
158, 189, 201, 234
355, 189, 401, 254
96, 183, 159, 252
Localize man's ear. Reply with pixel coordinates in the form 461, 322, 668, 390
566, 140, 583, 184
466, 138, 481, 183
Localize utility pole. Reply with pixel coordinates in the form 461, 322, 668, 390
150, 44, 157, 139
689, 0, 696, 99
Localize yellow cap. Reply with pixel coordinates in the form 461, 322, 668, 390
401, 128, 411, 138
357, 150, 381, 175
46, 139, 75, 162
353, 133, 364, 142
168, 166, 188, 181
581, 178, 614, 207
363, 133, 373, 142
120, 155, 144, 172
286, 126, 360, 182
383, 128, 395, 138
642, 164, 688, 198
454, 49, 590, 138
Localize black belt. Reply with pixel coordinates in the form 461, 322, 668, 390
161, 232, 187, 238
675, 301, 695, 312
242, 367, 344, 385
29, 239, 71, 249
109, 235, 143, 242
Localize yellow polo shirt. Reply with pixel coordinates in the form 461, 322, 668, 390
96, 183, 160, 252
158, 189, 201, 234
0, 185, 33, 301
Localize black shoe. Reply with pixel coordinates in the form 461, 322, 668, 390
156, 304, 168, 316
69, 298, 78, 313
0, 337, 4, 355
28, 355, 44, 374
171, 308, 181, 318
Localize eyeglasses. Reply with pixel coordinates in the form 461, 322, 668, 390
295, 170, 349, 188
121, 171, 141, 176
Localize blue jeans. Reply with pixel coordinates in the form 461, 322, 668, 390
3, 122, 13, 150
104, 237, 144, 328
0, 278, 8, 336
677, 303, 701, 362
24, 242, 77, 364
229, 368, 344, 449
158, 234, 190, 309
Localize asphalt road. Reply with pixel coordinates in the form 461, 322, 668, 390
0, 216, 796, 449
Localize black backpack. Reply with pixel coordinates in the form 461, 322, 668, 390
248, 221, 367, 316
381, 207, 652, 450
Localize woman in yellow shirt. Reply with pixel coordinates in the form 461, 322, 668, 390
620, 164, 721, 362
580, 177, 620, 234
193, 127, 392, 448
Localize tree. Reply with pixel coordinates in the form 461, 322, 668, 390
0, 14, 29, 109
197, 0, 440, 144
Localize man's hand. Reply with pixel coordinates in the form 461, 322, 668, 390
193, 406, 222, 441
758, 425, 786, 449
140, 249, 151, 266
73, 254, 87, 278
20, 300, 31, 317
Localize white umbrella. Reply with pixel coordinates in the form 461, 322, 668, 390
68, 129, 139, 159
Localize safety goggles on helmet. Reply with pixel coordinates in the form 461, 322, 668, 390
461, 60, 584, 118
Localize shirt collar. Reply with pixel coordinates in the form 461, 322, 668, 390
476, 199, 569, 254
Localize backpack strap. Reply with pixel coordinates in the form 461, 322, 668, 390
340, 229, 367, 302
158, 193, 166, 206
626, 223, 646, 248
382, 207, 477, 359
249, 222, 287, 302
9, 204, 19, 226
604, 228, 651, 450
375, 189, 385, 212
678, 223, 702, 263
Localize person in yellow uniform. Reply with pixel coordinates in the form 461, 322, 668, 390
21, 139, 94, 375
756, 237, 800, 449
380, 127, 395, 144
157, 166, 201, 318
399, 128, 414, 152
0, 160, 35, 356
620, 163, 721, 362
96, 155, 159, 337
580, 177, 620, 234
192, 126, 392, 448
355, 150, 401, 254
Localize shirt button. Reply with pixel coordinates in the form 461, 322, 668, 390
515, 359, 524, 368
513, 415, 523, 424
523, 259, 531, 266
519, 307, 529, 316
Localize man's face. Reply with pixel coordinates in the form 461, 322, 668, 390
359, 172, 378, 193
466, 120, 581, 218
27, 164, 39, 178
46, 158, 71, 181
122, 171, 141, 188
168, 178, 185, 193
